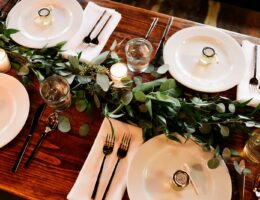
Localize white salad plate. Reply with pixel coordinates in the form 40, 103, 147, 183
163, 26, 246, 92
0, 73, 30, 148
6, 0, 83, 48
127, 134, 232, 200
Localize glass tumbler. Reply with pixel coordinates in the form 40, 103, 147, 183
125, 38, 153, 72
243, 129, 260, 163
40, 75, 71, 112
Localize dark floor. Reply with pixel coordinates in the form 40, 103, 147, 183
113, 0, 260, 38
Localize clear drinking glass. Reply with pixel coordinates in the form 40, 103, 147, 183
125, 38, 153, 72
39, 75, 71, 112
243, 129, 260, 163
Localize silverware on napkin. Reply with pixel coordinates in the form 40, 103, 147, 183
12, 103, 46, 173
83, 10, 107, 44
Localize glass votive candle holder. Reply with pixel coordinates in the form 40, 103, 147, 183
125, 38, 153, 72
243, 129, 260, 164
39, 75, 71, 112
34, 6, 53, 26
171, 170, 190, 191
199, 46, 216, 65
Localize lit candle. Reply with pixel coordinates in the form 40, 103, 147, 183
199, 46, 216, 65
0, 49, 11, 73
110, 63, 128, 87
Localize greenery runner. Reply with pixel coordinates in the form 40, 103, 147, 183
0, 21, 259, 170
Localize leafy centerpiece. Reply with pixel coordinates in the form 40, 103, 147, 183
1, 21, 259, 170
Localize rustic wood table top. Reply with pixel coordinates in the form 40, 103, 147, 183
0, 0, 260, 200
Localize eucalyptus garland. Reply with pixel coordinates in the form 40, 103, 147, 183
1, 21, 259, 170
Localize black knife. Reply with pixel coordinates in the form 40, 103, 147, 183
237, 160, 246, 200
12, 103, 46, 173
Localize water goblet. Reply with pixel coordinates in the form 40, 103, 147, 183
125, 38, 153, 73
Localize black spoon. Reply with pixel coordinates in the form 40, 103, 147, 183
83, 10, 107, 44
90, 15, 112, 45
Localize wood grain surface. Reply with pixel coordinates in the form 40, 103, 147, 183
0, 0, 260, 200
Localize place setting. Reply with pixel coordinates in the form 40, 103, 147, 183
0, 0, 260, 200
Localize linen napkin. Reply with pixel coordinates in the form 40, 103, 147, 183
67, 118, 143, 200
62, 2, 121, 62
237, 40, 260, 107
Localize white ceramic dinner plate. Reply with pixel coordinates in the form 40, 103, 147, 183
127, 134, 232, 200
163, 26, 245, 92
0, 73, 30, 148
6, 0, 83, 48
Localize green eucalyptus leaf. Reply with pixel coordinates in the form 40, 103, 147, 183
133, 76, 142, 86
121, 91, 133, 105
110, 40, 117, 51
242, 168, 252, 176
69, 56, 80, 69
245, 121, 255, 127
58, 115, 71, 133
64, 74, 76, 84
125, 105, 134, 118
93, 94, 100, 108
222, 147, 231, 160
91, 51, 109, 65
4, 28, 19, 38
160, 79, 176, 92
219, 125, 230, 137
96, 73, 110, 92
157, 64, 169, 74
233, 160, 242, 174
121, 77, 133, 87
166, 132, 182, 143
79, 124, 90, 136
144, 64, 154, 73
228, 104, 235, 113
17, 64, 30, 75
156, 115, 167, 125
134, 91, 146, 102
111, 51, 119, 60
133, 77, 167, 92
76, 75, 91, 84
56, 70, 72, 76
32, 69, 45, 82
146, 99, 152, 118
76, 100, 87, 112
207, 157, 220, 169
216, 103, 225, 113
108, 113, 124, 118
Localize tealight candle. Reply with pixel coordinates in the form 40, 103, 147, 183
171, 170, 190, 190
0, 49, 11, 73
199, 46, 216, 65
110, 63, 128, 86
34, 6, 53, 26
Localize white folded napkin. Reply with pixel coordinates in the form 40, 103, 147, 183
67, 118, 143, 200
62, 2, 121, 62
237, 40, 260, 107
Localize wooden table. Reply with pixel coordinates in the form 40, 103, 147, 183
0, 0, 260, 200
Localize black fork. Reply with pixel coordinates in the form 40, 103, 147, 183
91, 134, 115, 199
101, 133, 131, 200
